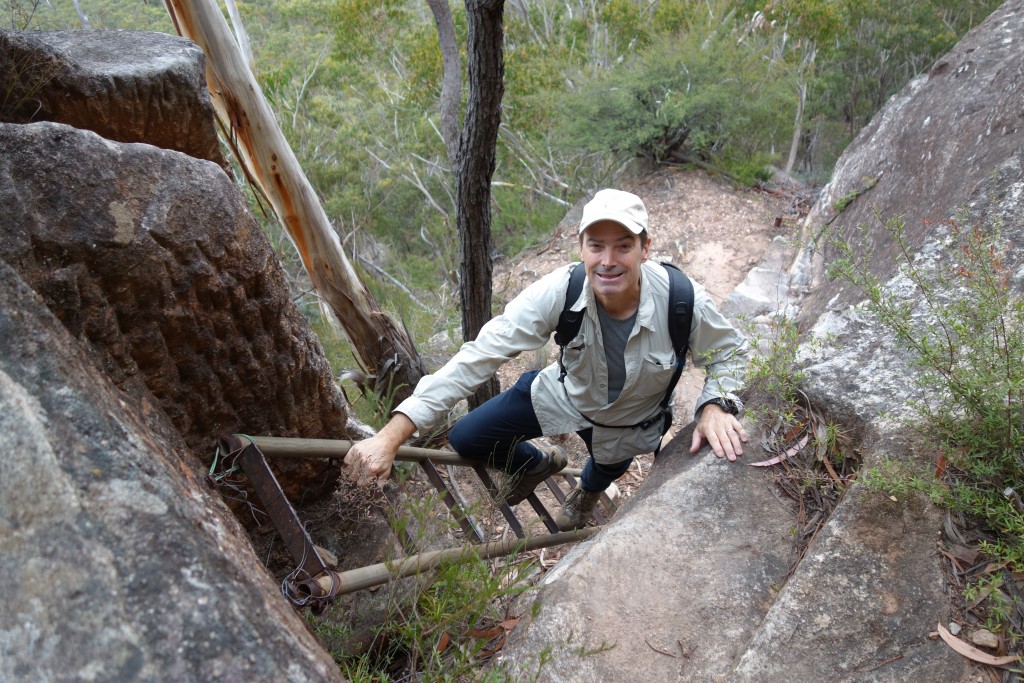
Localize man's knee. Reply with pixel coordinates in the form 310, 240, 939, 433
447, 418, 472, 454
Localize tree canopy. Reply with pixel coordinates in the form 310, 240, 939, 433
8, 0, 1003, 388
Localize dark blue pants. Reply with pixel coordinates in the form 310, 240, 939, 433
448, 370, 633, 492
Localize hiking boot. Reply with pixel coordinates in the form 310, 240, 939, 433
503, 443, 567, 506
554, 483, 601, 531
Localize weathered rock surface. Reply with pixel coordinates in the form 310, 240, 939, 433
795, 0, 1024, 322
501, 424, 795, 681
503, 2, 1023, 680
0, 29, 225, 169
0, 32, 401, 681
0, 122, 347, 466
0, 260, 343, 682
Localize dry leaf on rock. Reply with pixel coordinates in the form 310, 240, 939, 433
936, 622, 1018, 667
751, 434, 809, 467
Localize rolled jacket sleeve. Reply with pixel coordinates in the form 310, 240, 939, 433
394, 267, 569, 432
688, 281, 749, 416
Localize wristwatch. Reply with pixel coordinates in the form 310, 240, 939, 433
701, 397, 742, 415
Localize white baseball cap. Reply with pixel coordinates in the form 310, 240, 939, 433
578, 189, 648, 236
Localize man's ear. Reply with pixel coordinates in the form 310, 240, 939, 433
641, 237, 652, 260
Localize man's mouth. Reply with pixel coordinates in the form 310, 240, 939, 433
595, 270, 623, 281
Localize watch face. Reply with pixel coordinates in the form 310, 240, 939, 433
717, 399, 738, 414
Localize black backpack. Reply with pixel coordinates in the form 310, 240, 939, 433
553, 262, 694, 440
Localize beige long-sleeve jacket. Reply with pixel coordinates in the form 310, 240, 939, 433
395, 262, 748, 464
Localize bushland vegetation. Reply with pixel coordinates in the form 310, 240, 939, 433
7, 0, 1000, 370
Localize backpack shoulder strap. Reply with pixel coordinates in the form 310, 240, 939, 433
554, 262, 586, 384
652, 262, 695, 455
554, 262, 587, 347
661, 262, 694, 360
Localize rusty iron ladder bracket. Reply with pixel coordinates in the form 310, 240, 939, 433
223, 435, 328, 579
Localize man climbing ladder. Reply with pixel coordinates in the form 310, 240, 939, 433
345, 189, 750, 530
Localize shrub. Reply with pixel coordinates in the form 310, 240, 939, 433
824, 213, 1024, 566
555, 26, 795, 178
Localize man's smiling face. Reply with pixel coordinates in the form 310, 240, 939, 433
579, 220, 650, 314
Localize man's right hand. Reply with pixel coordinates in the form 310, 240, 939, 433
343, 413, 416, 488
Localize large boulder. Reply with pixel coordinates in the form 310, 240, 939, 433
500, 425, 796, 681
0, 29, 225, 169
0, 32, 395, 679
733, 0, 1024, 679
794, 0, 1024, 322
0, 260, 343, 682
0, 122, 348, 465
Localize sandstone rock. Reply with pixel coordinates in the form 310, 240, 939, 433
0, 32, 400, 674
0, 121, 347, 468
796, 0, 1024, 324
735, 1, 1024, 680
0, 29, 225, 168
0, 260, 344, 682
500, 423, 795, 681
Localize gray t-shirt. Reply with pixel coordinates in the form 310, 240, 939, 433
597, 302, 637, 404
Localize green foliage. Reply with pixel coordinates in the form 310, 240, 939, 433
6, 0, 172, 31
4, 0, 42, 29
962, 573, 1019, 635
650, 0, 703, 35
555, 23, 794, 181
600, 0, 650, 50
330, 0, 410, 63
743, 315, 808, 429
502, 39, 570, 132
310, 490, 537, 681
744, 0, 1002, 174
742, 314, 845, 461
824, 213, 1024, 567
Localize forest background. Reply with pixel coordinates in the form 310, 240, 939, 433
7, 0, 1002, 395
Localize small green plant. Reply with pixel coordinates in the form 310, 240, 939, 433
823, 212, 1024, 567
310, 488, 538, 681
739, 313, 855, 568
830, 176, 879, 213
961, 573, 1020, 637
858, 456, 946, 504
742, 314, 808, 431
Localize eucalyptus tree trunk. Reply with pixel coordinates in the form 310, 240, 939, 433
458, 0, 505, 409
785, 44, 815, 176
426, 0, 461, 168
164, 0, 426, 403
